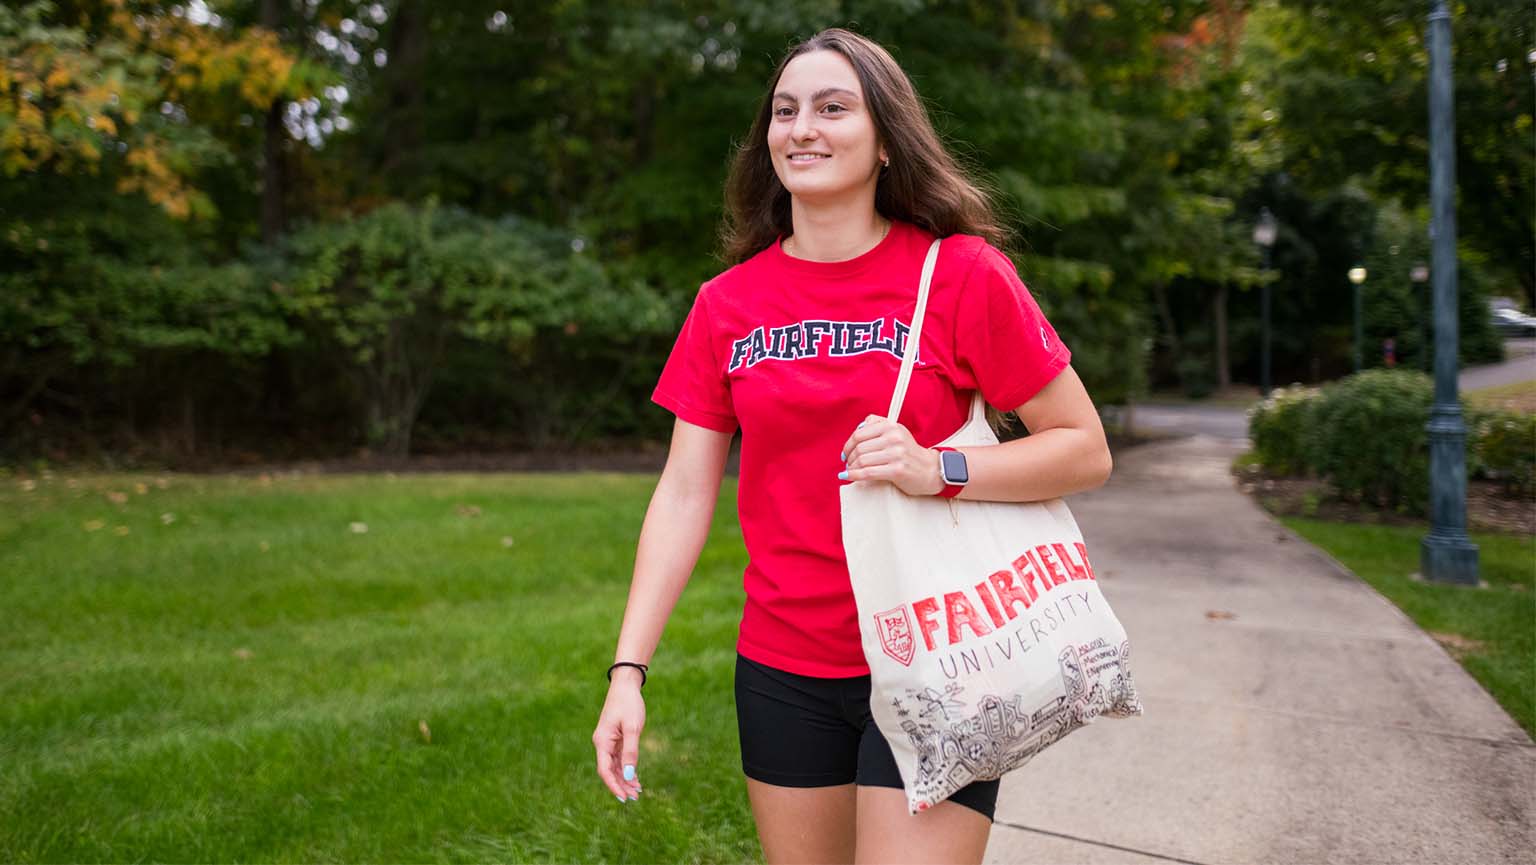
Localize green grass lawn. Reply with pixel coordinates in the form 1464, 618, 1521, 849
1277, 517, 1535, 738
0, 472, 758, 863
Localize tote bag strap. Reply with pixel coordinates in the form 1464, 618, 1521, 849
886, 238, 943, 420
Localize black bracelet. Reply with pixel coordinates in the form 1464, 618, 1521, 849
607, 661, 648, 687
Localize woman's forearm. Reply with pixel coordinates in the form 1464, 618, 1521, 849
949, 427, 1112, 503
611, 476, 722, 669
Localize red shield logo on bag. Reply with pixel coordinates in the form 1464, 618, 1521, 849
875, 607, 916, 666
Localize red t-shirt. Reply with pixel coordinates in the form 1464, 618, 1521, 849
651, 219, 1072, 677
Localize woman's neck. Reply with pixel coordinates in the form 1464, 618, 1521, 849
784, 198, 889, 262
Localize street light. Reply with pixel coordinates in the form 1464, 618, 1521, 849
1411, 264, 1429, 370
1253, 208, 1278, 397
1422, 0, 1478, 584
1348, 266, 1367, 373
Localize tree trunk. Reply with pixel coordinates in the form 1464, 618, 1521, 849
377, 0, 427, 184
1150, 281, 1183, 378
260, 0, 286, 242
1213, 284, 1231, 391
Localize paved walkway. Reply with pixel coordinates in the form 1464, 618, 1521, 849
1462, 340, 1536, 391
983, 433, 1534, 864
1120, 340, 1536, 445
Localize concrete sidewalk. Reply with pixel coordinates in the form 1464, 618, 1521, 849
983, 434, 1534, 865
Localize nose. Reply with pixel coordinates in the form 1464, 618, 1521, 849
789, 104, 817, 143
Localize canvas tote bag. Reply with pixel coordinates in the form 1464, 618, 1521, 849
840, 238, 1143, 815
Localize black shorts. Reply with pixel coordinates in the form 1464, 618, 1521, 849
733, 653, 999, 822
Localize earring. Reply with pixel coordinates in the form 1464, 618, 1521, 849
880, 156, 890, 170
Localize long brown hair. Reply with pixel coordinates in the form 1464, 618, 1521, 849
721, 28, 1006, 266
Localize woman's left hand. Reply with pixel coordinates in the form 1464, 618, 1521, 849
839, 414, 945, 497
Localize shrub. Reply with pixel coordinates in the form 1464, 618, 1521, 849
1308, 369, 1436, 513
1471, 411, 1536, 496
1247, 383, 1322, 476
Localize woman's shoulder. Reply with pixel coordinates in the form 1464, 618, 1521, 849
695, 243, 779, 301
928, 228, 1011, 287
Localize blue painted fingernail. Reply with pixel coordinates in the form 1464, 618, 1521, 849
623, 765, 636, 781
629, 794, 638, 801
837, 471, 849, 481
840, 452, 846, 462
617, 795, 626, 803
857, 421, 867, 428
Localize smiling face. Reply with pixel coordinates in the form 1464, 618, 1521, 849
767, 49, 886, 204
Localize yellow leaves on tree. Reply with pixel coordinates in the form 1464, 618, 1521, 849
117, 134, 197, 220
1, 1, 313, 220
0, 32, 134, 176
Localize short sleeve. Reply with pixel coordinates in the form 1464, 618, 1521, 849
651, 285, 738, 433
952, 244, 1072, 412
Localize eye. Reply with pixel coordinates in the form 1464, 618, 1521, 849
773, 106, 795, 117
822, 103, 847, 113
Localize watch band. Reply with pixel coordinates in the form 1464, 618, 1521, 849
933, 446, 964, 498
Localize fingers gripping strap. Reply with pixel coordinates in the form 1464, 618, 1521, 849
886, 238, 943, 420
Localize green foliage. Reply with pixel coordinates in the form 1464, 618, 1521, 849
1303, 369, 1435, 512
1247, 369, 1531, 516
1469, 411, 1536, 497
2, 0, 1528, 462
277, 201, 669, 455
1256, 0, 1534, 304
0, 173, 291, 383
1247, 382, 1322, 476
1357, 202, 1505, 372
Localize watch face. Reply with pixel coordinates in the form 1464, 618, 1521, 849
940, 450, 969, 485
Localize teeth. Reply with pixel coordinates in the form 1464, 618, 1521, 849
790, 154, 829, 161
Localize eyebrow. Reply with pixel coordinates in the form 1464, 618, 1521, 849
773, 87, 860, 103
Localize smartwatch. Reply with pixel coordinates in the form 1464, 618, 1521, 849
934, 447, 967, 498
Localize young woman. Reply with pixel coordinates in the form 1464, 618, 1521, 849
592, 28, 1112, 864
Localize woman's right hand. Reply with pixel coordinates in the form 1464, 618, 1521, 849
592, 670, 647, 802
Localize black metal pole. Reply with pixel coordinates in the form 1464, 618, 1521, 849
1353, 281, 1363, 373
1421, 0, 1479, 584
1261, 246, 1272, 397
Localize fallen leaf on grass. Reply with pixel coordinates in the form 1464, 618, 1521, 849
1205, 610, 1237, 620
455, 504, 482, 518
19, 479, 35, 492
83, 519, 105, 532
133, 483, 148, 495
418, 720, 432, 743
160, 512, 176, 525
349, 522, 369, 534
501, 536, 515, 548
259, 540, 270, 552
233, 648, 253, 660
106, 491, 128, 505
113, 525, 130, 536
154, 478, 170, 489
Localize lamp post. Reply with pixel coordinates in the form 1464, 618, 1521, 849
1348, 266, 1367, 373
1421, 0, 1478, 584
1411, 264, 1429, 370
1254, 208, 1278, 397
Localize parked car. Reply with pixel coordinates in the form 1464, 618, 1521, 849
1489, 306, 1536, 337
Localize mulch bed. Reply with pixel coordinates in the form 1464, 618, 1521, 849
1231, 463, 1535, 537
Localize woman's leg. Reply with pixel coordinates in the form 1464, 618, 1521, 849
746, 779, 857, 864
848, 685, 997, 864
853, 785, 991, 865
735, 654, 865, 864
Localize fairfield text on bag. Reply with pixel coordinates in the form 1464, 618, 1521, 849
874, 542, 1102, 678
